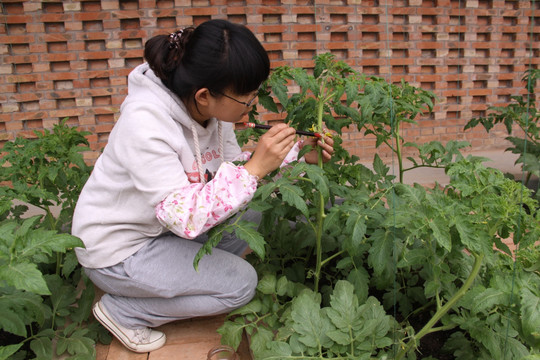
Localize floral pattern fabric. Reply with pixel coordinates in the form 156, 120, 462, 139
155, 142, 302, 239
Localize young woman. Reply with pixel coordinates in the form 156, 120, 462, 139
72, 19, 334, 353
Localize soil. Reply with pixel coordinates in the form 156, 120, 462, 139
416, 329, 455, 360
411, 307, 456, 360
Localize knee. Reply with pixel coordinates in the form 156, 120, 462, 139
226, 262, 258, 309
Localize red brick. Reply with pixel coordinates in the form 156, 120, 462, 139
0, 3, 538, 161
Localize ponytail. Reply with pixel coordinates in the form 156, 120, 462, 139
144, 27, 195, 89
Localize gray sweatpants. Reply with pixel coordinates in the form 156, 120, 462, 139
84, 212, 259, 329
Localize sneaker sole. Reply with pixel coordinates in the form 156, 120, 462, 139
93, 301, 166, 353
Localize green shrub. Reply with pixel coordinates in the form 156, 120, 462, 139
203, 54, 540, 359
0, 119, 110, 360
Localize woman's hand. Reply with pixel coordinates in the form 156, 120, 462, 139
302, 133, 334, 164
244, 123, 296, 179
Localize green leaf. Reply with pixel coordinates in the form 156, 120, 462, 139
0, 344, 24, 360
257, 274, 276, 295
250, 326, 275, 356
471, 288, 509, 314
61, 250, 80, 278
302, 164, 329, 200
276, 276, 288, 297
373, 154, 389, 176
258, 93, 279, 113
256, 341, 292, 359
234, 221, 266, 260
0, 262, 50, 295
290, 290, 334, 350
326, 281, 369, 347
217, 318, 246, 351
278, 183, 309, 218
30, 337, 53, 359
521, 287, 540, 346
428, 215, 452, 252
368, 229, 395, 276
0, 290, 46, 337
255, 182, 278, 201
327, 281, 359, 329
0, 310, 27, 337
192, 226, 225, 271
346, 268, 369, 305
229, 299, 262, 317
56, 329, 95, 357
424, 279, 441, 299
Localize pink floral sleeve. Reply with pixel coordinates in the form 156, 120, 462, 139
155, 162, 258, 239
155, 142, 302, 239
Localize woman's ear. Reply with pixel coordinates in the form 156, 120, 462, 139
194, 88, 211, 107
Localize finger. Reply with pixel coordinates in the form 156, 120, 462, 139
274, 129, 296, 145
322, 150, 332, 160
266, 126, 295, 142
317, 140, 333, 151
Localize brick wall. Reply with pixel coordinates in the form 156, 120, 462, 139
1, 0, 539, 163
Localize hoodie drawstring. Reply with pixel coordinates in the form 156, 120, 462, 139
191, 120, 223, 185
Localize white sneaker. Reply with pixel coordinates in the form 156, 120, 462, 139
92, 300, 166, 353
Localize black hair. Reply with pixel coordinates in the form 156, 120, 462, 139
144, 19, 270, 101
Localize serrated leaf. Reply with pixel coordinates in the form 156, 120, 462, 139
0, 290, 46, 335
61, 250, 80, 278
521, 288, 540, 346
0, 221, 18, 246
19, 231, 83, 260
373, 154, 389, 176
290, 290, 333, 350
14, 216, 41, 239
397, 248, 429, 268
428, 215, 451, 252
256, 341, 292, 359
424, 279, 441, 299
454, 215, 480, 252
229, 299, 262, 316
346, 268, 369, 305
279, 183, 309, 218
326, 328, 351, 346
346, 213, 367, 251
323, 206, 342, 234
471, 288, 508, 314
326, 281, 362, 343
217, 318, 246, 350
234, 221, 265, 260
0, 310, 27, 337
255, 182, 278, 200
193, 226, 225, 270
0, 262, 50, 295
258, 93, 279, 113
303, 165, 329, 200
45, 275, 78, 320
56, 330, 95, 357
276, 276, 288, 296
257, 274, 276, 295
368, 229, 395, 276
30, 336, 53, 359
250, 326, 275, 356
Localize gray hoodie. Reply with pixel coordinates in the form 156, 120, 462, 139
72, 63, 244, 268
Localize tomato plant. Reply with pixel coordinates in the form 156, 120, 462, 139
199, 54, 540, 359
0, 119, 111, 360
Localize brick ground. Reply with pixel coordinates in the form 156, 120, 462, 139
1, 0, 539, 163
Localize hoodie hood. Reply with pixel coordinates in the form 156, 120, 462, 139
121, 62, 207, 130
121, 63, 225, 184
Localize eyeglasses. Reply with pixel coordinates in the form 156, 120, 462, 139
214, 91, 259, 107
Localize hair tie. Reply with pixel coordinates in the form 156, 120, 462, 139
169, 29, 184, 49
